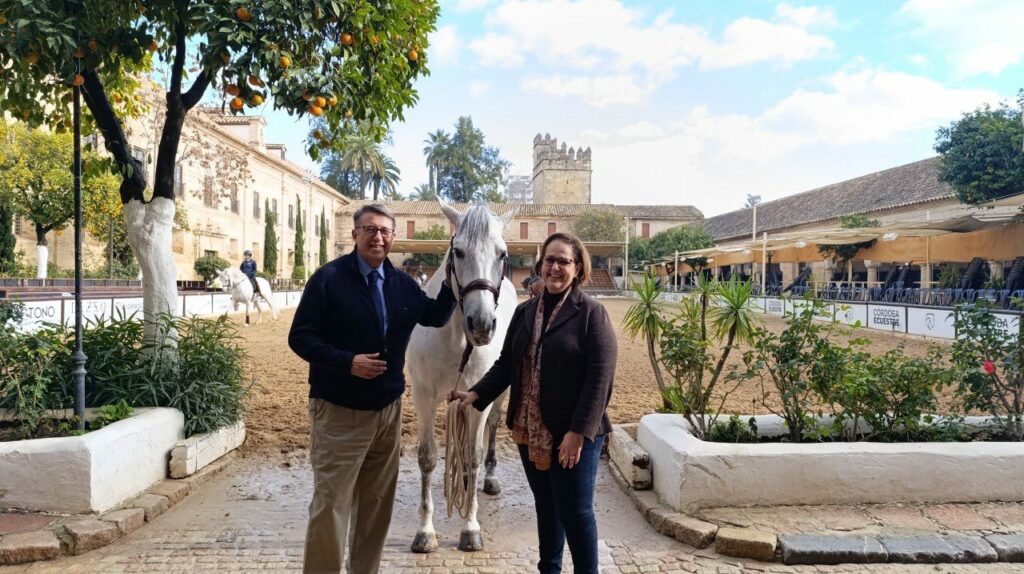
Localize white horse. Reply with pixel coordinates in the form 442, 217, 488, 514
216, 268, 279, 325
407, 202, 517, 553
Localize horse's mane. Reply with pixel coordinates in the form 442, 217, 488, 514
457, 205, 498, 248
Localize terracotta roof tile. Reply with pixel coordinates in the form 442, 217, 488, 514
697, 157, 955, 241
339, 201, 702, 219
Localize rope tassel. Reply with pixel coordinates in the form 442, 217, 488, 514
444, 401, 475, 519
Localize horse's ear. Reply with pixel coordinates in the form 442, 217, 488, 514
438, 199, 462, 228
498, 206, 516, 228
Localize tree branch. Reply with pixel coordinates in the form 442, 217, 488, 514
169, 0, 189, 98
182, 73, 212, 111
80, 70, 146, 204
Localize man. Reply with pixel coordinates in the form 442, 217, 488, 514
240, 250, 259, 293
288, 204, 457, 574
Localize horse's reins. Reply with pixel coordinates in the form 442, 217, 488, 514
443, 233, 505, 519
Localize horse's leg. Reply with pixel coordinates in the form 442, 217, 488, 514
244, 299, 250, 327
459, 407, 487, 552
411, 382, 439, 553
253, 297, 262, 325
482, 389, 507, 496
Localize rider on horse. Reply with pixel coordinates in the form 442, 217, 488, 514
240, 250, 261, 295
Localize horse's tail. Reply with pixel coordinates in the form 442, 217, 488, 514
264, 288, 279, 320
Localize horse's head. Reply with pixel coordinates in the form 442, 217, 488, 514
440, 201, 515, 347
215, 268, 233, 292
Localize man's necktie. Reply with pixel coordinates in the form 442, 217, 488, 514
368, 270, 387, 337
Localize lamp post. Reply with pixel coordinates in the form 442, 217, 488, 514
623, 216, 630, 290
71, 73, 87, 431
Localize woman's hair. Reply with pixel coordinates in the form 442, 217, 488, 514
540, 232, 591, 286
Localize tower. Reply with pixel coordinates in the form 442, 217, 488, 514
531, 133, 592, 204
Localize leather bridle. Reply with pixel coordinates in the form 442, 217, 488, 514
444, 234, 507, 372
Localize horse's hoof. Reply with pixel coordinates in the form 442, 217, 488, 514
483, 477, 501, 496
458, 530, 484, 552
411, 532, 438, 553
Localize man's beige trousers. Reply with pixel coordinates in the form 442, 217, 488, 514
303, 398, 401, 574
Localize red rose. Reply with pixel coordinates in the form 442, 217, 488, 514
983, 361, 996, 375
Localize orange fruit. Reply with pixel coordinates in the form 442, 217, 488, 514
302, 90, 313, 101
0, 15, 7, 25
307, 105, 323, 116
344, 108, 353, 118
407, 48, 418, 61
71, 73, 85, 87
25, 51, 39, 65
250, 93, 264, 105
230, 97, 244, 110
369, 34, 380, 46
220, 51, 231, 64
113, 93, 123, 103
73, 47, 85, 59
225, 84, 240, 96
279, 55, 291, 68
327, 95, 338, 107
248, 75, 262, 86
314, 96, 326, 108
340, 32, 354, 46
312, 129, 323, 140
148, 40, 158, 52
236, 7, 252, 21
88, 39, 98, 52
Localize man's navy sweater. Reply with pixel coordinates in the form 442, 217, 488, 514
288, 251, 457, 410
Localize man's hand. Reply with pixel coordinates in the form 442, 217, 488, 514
558, 431, 585, 469
351, 353, 388, 379
447, 389, 478, 408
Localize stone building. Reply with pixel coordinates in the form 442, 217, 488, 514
10, 103, 349, 281
531, 133, 592, 204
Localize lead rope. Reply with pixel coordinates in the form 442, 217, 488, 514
444, 343, 475, 519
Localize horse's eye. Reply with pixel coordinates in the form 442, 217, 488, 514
453, 248, 465, 258
499, 251, 508, 259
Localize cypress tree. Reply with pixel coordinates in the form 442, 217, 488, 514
291, 196, 305, 282
263, 199, 278, 278
319, 207, 328, 266
0, 199, 15, 273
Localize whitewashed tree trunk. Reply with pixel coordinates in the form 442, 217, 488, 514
124, 197, 178, 346
35, 245, 48, 279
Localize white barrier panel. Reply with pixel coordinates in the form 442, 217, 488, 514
995, 313, 1021, 337
907, 307, 955, 339
834, 303, 867, 327
764, 298, 785, 316
112, 297, 144, 320
212, 293, 234, 315
287, 290, 303, 306
183, 294, 213, 316
14, 300, 62, 333
63, 299, 113, 327
867, 304, 906, 333
273, 291, 288, 308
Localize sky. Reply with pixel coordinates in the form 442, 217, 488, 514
256, 0, 1024, 217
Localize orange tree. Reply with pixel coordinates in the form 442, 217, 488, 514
0, 0, 438, 340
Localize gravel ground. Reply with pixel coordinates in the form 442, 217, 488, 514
236, 297, 952, 456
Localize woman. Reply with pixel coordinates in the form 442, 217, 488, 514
449, 232, 617, 574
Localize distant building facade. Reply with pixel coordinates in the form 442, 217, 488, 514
531, 133, 592, 204
505, 175, 533, 204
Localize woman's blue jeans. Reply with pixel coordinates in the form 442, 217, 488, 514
518, 434, 604, 574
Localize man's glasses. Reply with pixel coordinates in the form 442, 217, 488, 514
543, 256, 575, 267
358, 225, 394, 238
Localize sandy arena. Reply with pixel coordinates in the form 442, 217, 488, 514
236, 296, 952, 456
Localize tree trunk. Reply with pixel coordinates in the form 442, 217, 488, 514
34, 224, 49, 279
646, 331, 671, 409
124, 198, 178, 346
359, 171, 369, 200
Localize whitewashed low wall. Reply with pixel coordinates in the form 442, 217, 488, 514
638, 413, 1024, 512
0, 408, 184, 513
7, 289, 304, 333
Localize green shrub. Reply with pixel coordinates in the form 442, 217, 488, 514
709, 414, 758, 443
951, 301, 1024, 440
0, 302, 71, 438
194, 255, 231, 283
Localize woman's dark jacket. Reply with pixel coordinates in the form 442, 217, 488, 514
470, 286, 617, 441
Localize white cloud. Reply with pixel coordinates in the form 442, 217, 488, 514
900, 0, 1024, 75
908, 53, 929, 66
579, 128, 611, 142
617, 121, 665, 140
522, 74, 651, 107
429, 25, 461, 65
469, 81, 491, 96
472, 0, 837, 106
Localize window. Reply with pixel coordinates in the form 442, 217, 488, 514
173, 165, 184, 197
204, 250, 218, 258
230, 189, 239, 214
272, 199, 278, 218
547, 222, 556, 235
642, 222, 650, 239
14, 217, 22, 235
253, 191, 261, 219
288, 205, 294, 229
230, 239, 238, 257
407, 220, 416, 238
519, 222, 528, 240
203, 176, 214, 208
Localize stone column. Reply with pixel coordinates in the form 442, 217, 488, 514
918, 263, 933, 289
865, 260, 879, 287
812, 260, 830, 287
989, 260, 1004, 283
780, 262, 797, 287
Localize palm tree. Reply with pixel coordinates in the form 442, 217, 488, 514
371, 155, 401, 201
409, 183, 436, 201
622, 274, 670, 405
423, 130, 450, 194
340, 134, 385, 200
